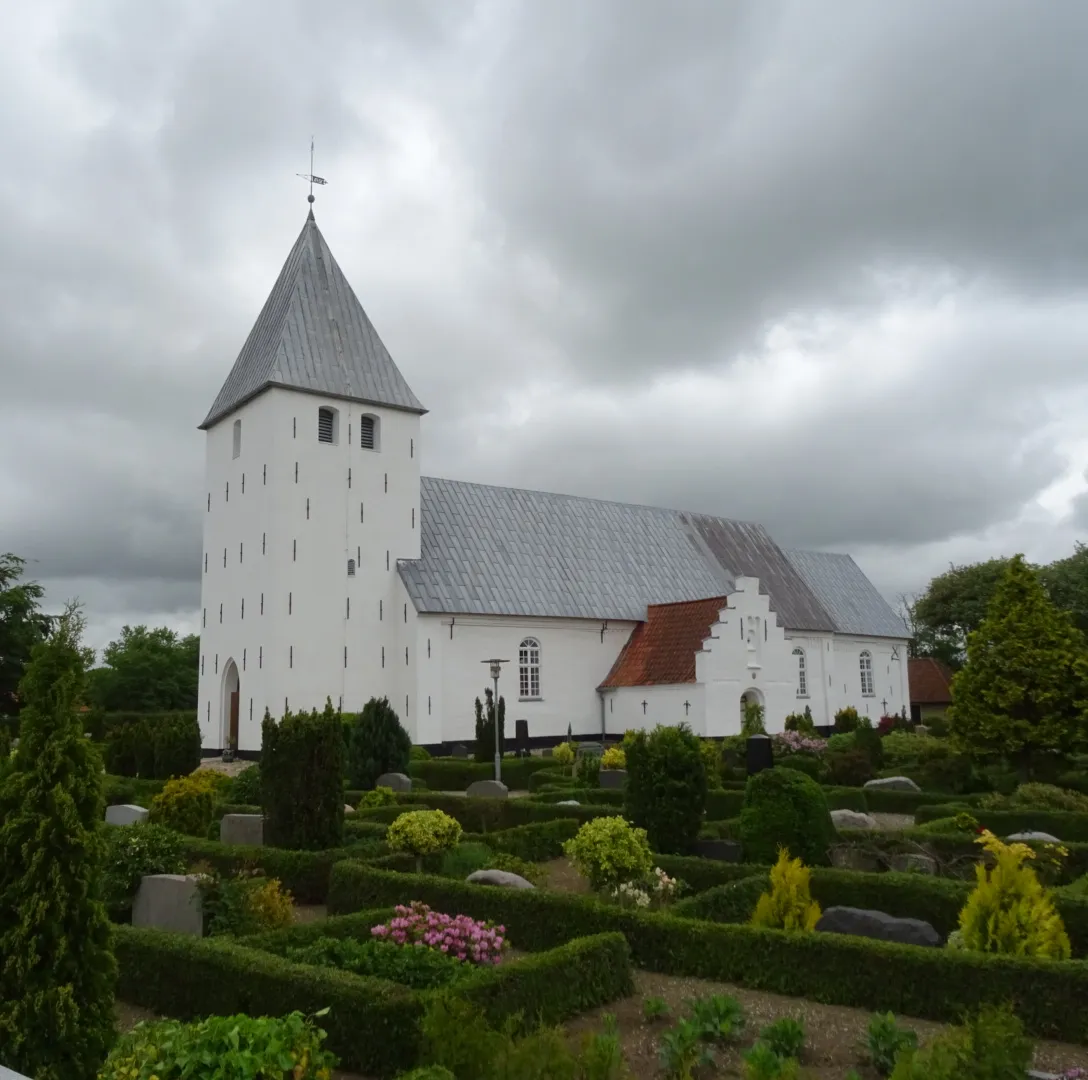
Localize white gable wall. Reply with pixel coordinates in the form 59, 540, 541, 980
603, 684, 706, 736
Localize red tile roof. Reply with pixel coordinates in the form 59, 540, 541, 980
599, 596, 729, 689
909, 657, 953, 705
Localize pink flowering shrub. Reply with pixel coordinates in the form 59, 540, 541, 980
773, 731, 825, 756
371, 901, 507, 966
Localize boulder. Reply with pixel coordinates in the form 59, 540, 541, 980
220, 813, 264, 847
816, 906, 940, 948
599, 768, 627, 789
830, 846, 882, 873
376, 772, 412, 793
467, 869, 535, 889
344, 804, 356, 814
863, 776, 921, 793
132, 874, 204, 936
105, 804, 149, 826
557, 800, 581, 806
466, 780, 509, 799
889, 853, 938, 875
1007, 831, 1061, 844
691, 839, 742, 862
831, 809, 878, 831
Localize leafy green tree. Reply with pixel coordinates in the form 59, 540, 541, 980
624, 723, 707, 853
347, 696, 412, 789
949, 555, 1088, 779
0, 553, 52, 724
0, 602, 117, 1078
88, 625, 199, 712
1040, 542, 1088, 635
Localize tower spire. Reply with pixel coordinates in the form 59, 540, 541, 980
296, 136, 327, 214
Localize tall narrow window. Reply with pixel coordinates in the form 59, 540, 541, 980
318, 407, 338, 444
793, 647, 807, 698
411, 437, 414, 458
232, 419, 241, 459
360, 502, 364, 523
347, 559, 355, 576
519, 638, 541, 699
411, 507, 415, 528
860, 651, 875, 696
348, 468, 352, 489
386, 550, 389, 571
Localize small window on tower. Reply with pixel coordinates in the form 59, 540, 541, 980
359, 414, 379, 451
347, 558, 356, 577
318, 407, 338, 444
232, 419, 241, 459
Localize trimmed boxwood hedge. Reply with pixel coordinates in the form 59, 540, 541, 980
112, 920, 632, 1076
327, 862, 1088, 1042
914, 805, 1088, 842
860, 789, 983, 814
352, 794, 619, 833
408, 757, 558, 791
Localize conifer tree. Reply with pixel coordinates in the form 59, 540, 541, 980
950, 554, 1088, 778
346, 695, 411, 789
0, 603, 116, 1079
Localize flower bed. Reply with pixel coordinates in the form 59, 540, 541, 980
372, 901, 506, 965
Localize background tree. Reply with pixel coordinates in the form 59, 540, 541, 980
624, 723, 707, 853
949, 554, 1088, 778
347, 696, 411, 789
0, 553, 52, 725
87, 625, 199, 712
1039, 542, 1088, 635
0, 602, 116, 1078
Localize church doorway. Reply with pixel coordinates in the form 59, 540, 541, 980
221, 659, 240, 752
740, 688, 764, 731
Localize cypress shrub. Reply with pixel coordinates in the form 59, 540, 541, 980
738, 767, 836, 866
0, 605, 117, 1078
262, 698, 345, 850
104, 721, 140, 777
347, 696, 411, 790
133, 719, 157, 778
624, 723, 707, 854
153, 713, 201, 779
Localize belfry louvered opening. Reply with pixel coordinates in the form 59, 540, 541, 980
318, 407, 337, 444
359, 415, 376, 450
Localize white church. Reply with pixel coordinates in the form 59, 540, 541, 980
197, 209, 910, 755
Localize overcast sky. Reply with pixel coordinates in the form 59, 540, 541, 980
4, 0, 1088, 655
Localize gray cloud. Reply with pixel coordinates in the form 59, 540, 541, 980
3, 0, 1088, 651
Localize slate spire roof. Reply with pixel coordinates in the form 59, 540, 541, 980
200, 210, 425, 429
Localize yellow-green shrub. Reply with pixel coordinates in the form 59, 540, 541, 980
357, 786, 397, 809
600, 746, 626, 770
750, 848, 821, 932
700, 739, 723, 787
956, 829, 1071, 959
387, 810, 463, 871
562, 816, 652, 891
553, 743, 575, 766
149, 772, 218, 837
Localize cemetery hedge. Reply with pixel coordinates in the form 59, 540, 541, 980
111, 920, 632, 1076
913, 804, 1088, 841
407, 756, 557, 791
326, 862, 1088, 1042
350, 793, 619, 832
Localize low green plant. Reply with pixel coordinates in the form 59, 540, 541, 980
487, 852, 546, 885
750, 849, 820, 931
100, 1010, 337, 1078
576, 1014, 630, 1080
411, 745, 433, 761
229, 764, 261, 804
577, 751, 602, 787
659, 1018, 714, 1080
889, 1003, 1032, 1079
699, 740, 723, 787
834, 706, 861, 732
601, 746, 626, 770
642, 996, 670, 1022
197, 867, 295, 937
865, 1013, 918, 1076
553, 743, 576, 767
357, 785, 398, 808
563, 816, 653, 892
387, 809, 463, 872
399, 1068, 456, 1080
440, 841, 495, 879
742, 700, 767, 736
742, 1043, 799, 1080
688, 993, 745, 1043
148, 772, 217, 837
980, 782, 1088, 812
101, 822, 186, 912
285, 935, 470, 989
758, 1016, 805, 1059
784, 707, 815, 734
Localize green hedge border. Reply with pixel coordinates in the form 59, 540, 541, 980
407, 757, 558, 791
325, 861, 1088, 1043
914, 804, 1088, 842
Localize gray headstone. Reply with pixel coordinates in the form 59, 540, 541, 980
105, 804, 149, 826
132, 874, 204, 937
542, 747, 553, 758
831, 809, 878, 831
599, 768, 627, 789
220, 813, 264, 847
1007, 831, 1062, 844
344, 803, 356, 814
450, 743, 469, 758
466, 779, 509, 799
863, 776, 921, 792
746, 734, 774, 776
375, 772, 412, 792
691, 839, 742, 862
466, 869, 535, 889
577, 741, 603, 757
889, 853, 938, 875
816, 906, 940, 948
515, 719, 529, 748
830, 846, 882, 873
914, 724, 931, 736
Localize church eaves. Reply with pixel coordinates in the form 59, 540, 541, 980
200, 210, 425, 429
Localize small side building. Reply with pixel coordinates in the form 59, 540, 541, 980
908, 656, 953, 726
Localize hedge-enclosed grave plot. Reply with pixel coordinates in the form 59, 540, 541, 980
112, 904, 633, 1077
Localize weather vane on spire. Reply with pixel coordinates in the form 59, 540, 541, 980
297, 137, 327, 205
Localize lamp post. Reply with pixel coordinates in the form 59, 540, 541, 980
481, 658, 509, 782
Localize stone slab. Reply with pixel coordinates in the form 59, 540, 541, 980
889, 853, 938, 875
816, 905, 940, 948
746, 734, 774, 776
132, 874, 204, 936
105, 804, 149, 826
1008, 831, 1061, 844
220, 813, 264, 847
831, 809, 878, 831
376, 772, 413, 792
863, 776, 921, 792
557, 799, 581, 806
576, 742, 603, 757
466, 779, 509, 799
467, 869, 535, 889
450, 743, 469, 758
830, 846, 882, 873
691, 839, 742, 862
599, 768, 627, 789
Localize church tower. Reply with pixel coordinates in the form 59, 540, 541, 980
196, 208, 426, 754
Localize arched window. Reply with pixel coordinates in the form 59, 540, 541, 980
232, 419, 241, 459
859, 651, 874, 696
318, 406, 338, 444
358, 414, 379, 451
519, 637, 541, 699
347, 558, 356, 577
793, 647, 807, 697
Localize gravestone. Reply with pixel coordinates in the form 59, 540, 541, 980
1008, 831, 1062, 844
746, 734, 774, 776
220, 813, 264, 847
515, 719, 530, 755
830, 809, 878, 831
889, 853, 938, 875
816, 906, 940, 948
132, 874, 204, 936
830, 846, 882, 873
691, 839, 742, 862
466, 869, 535, 889
105, 804, 149, 826
864, 776, 921, 793
450, 743, 469, 758
376, 772, 412, 792
577, 741, 603, 757
557, 799, 580, 806
542, 747, 553, 758
599, 768, 627, 789
466, 779, 508, 799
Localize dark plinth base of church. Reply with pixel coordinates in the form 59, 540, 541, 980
746, 734, 774, 776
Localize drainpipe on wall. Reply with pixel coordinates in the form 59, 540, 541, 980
598, 689, 606, 738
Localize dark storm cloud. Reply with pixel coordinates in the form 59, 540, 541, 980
2, 0, 1087, 648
